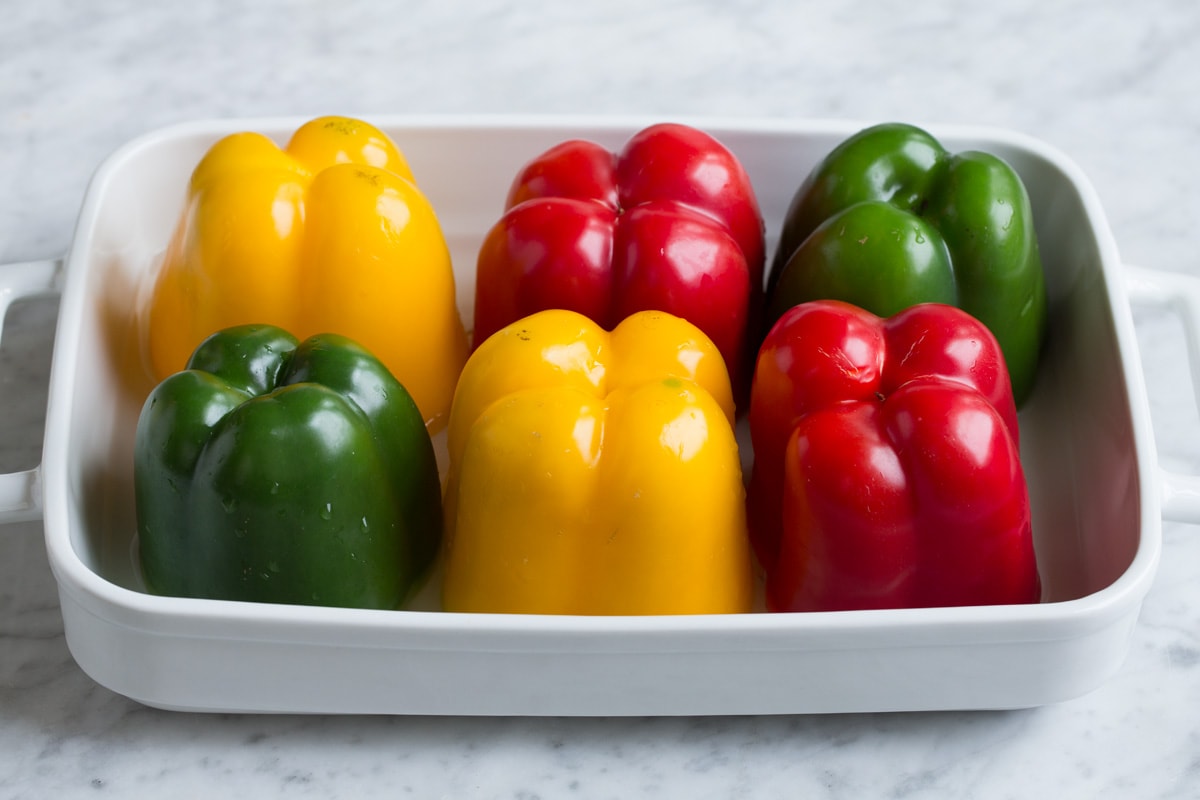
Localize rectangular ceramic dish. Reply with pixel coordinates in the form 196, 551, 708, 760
6, 116, 1197, 715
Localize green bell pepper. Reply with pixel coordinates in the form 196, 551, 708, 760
766, 122, 1047, 405
134, 324, 442, 609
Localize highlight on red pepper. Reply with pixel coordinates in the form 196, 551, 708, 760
747, 299, 1040, 612
473, 123, 766, 399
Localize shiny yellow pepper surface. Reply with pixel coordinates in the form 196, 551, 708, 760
139, 115, 468, 429
443, 309, 753, 615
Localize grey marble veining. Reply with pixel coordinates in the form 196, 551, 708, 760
3, 0, 1200, 797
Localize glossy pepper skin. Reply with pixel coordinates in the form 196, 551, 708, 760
135, 325, 442, 609
748, 300, 1040, 612
443, 309, 752, 615
139, 115, 468, 430
473, 123, 765, 397
766, 123, 1046, 405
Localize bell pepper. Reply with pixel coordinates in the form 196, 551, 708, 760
134, 324, 442, 609
138, 115, 468, 430
748, 299, 1040, 612
443, 309, 752, 615
473, 123, 765, 396
766, 122, 1047, 405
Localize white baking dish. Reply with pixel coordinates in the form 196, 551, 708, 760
2, 116, 1197, 715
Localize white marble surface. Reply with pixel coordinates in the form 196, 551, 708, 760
3, 0, 1200, 796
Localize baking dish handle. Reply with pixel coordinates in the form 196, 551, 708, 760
1124, 264, 1200, 524
0, 258, 63, 524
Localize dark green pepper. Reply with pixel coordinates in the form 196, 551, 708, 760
135, 324, 442, 609
766, 123, 1047, 405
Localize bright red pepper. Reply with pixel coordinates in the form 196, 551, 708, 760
473, 123, 765, 396
748, 299, 1040, 612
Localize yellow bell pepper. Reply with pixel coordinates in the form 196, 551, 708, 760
442, 309, 753, 615
138, 115, 468, 429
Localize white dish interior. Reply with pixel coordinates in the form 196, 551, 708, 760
40, 116, 1159, 714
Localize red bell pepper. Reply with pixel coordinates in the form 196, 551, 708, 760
473, 123, 765, 395
748, 299, 1040, 612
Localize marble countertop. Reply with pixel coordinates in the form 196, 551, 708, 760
3, 1, 1200, 796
